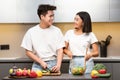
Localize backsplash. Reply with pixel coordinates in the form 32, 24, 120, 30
0, 22, 120, 58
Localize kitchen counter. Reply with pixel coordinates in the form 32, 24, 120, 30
0, 57, 120, 63
0, 57, 118, 80
3, 74, 109, 80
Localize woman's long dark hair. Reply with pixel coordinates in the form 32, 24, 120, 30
76, 11, 92, 33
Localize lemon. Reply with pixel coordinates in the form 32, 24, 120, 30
9, 68, 13, 74
27, 69, 31, 75
91, 70, 99, 76
36, 70, 42, 77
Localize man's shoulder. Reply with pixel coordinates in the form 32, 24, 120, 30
50, 25, 61, 31
28, 24, 39, 32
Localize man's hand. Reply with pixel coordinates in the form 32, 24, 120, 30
40, 61, 48, 69
51, 65, 60, 73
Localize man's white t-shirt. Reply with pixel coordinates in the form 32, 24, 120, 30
21, 24, 65, 61
64, 30, 98, 56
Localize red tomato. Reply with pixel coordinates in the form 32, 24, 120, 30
98, 69, 106, 74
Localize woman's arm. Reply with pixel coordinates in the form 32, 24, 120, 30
91, 42, 99, 57
85, 42, 99, 61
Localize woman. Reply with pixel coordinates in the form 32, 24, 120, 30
64, 11, 99, 74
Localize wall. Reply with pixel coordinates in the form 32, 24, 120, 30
0, 23, 35, 58
0, 22, 120, 58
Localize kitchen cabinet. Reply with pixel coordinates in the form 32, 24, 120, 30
0, 62, 32, 80
13, 62, 32, 69
0, 0, 17, 23
1, 58, 120, 80
16, 0, 55, 23
61, 61, 69, 73
0, 60, 69, 79
94, 62, 112, 80
1, 0, 120, 23
0, 0, 55, 23
54, 0, 109, 22
109, 0, 120, 22
112, 63, 120, 80
0, 63, 14, 80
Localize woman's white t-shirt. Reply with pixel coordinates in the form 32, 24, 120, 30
64, 30, 98, 56
21, 24, 65, 61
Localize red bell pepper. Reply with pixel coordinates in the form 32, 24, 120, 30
91, 75, 99, 78
98, 69, 107, 74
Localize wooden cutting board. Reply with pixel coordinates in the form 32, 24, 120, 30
42, 71, 61, 76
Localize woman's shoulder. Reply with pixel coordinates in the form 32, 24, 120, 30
66, 29, 74, 34
89, 32, 96, 36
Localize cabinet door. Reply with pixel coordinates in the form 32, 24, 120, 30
94, 62, 112, 80
16, 0, 55, 23
61, 62, 69, 73
110, 0, 120, 22
55, 0, 109, 22
0, 63, 14, 80
112, 63, 120, 80
0, 0, 17, 23
15, 62, 32, 69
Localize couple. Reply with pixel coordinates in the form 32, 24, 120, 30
21, 4, 99, 74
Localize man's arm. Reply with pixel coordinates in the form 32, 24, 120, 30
51, 48, 63, 72
25, 49, 47, 69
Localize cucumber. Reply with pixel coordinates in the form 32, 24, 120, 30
42, 70, 50, 73
96, 73, 111, 78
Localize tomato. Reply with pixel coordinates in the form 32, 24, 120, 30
91, 75, 99, 78
98, 69, 106, 74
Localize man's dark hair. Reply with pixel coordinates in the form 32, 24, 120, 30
37, 4, 56, 19
76, 11, 92, 33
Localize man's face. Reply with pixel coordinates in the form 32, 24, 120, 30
41, 10, 54, 27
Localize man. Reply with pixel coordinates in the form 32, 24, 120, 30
21, 4, 65, 73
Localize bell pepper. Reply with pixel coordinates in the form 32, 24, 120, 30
91, 75, 99, 78
98, 69, 107, 74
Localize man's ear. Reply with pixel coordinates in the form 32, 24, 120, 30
40, 15, 45, 19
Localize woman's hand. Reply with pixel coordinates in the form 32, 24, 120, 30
85, 53, 92, 61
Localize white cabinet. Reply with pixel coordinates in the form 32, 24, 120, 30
1, 0, 120, 23
0, 0, 55, 23
109, 0, 120, 22
16, 0, 55, 23
0, 0, 17, 23
54, 0, 109, 22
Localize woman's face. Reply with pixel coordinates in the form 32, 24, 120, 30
74, 15, 83, 30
